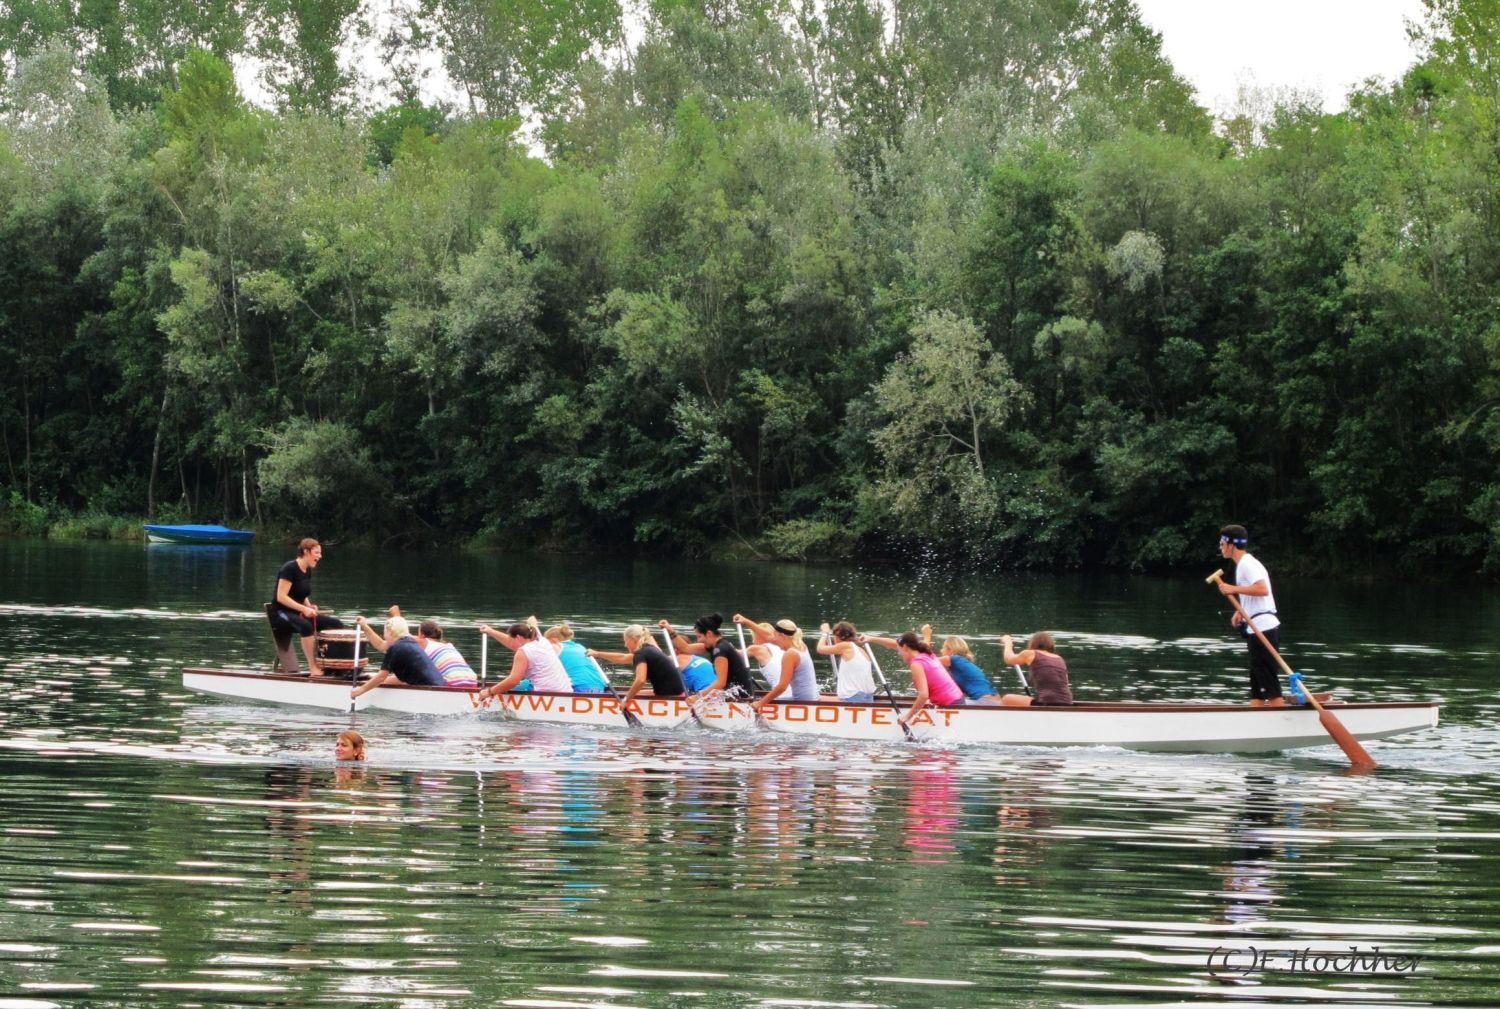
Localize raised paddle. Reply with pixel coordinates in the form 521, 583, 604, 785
592, 654, 643, 729
660, 626, 707, 727
1206, 570, 1376, 770
862, 640, 915, 742
730, 617, 775, 730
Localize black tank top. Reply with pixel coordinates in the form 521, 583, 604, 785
711, 639, 755, 695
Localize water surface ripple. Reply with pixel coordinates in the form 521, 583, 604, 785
1, 542, 1498, 1007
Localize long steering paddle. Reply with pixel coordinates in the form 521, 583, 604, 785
1206, 570, 1375, 770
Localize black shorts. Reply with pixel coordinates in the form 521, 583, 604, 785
269, 609, 343, 637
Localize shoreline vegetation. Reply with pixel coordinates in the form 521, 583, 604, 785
0, 510, 1454, 581
4, 2, 1500, 578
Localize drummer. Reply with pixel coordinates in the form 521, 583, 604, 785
271, 537, 343, 676
350, 614, 445, 698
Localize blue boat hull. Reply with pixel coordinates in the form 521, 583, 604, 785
144, 524, 256, 545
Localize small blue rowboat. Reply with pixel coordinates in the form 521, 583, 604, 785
144, 523, 256, 545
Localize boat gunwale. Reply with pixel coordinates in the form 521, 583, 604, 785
179, 667, 1439, 714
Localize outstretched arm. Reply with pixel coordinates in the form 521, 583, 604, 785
1000, 635, 1036, 666
355, 615, 391, 652
733, 613, 773, 645
480, 624, 526, 651
658, 620, 707, 655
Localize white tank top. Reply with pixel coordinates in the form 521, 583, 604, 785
758, 643, 785, 679
835, 645, 875, 699
521, 640, 572, 692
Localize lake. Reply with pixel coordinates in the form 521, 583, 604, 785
1, 539, 1498, 1008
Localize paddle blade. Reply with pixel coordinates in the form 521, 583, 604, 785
1318, 708, 1377, 769
623, 709, 643, 729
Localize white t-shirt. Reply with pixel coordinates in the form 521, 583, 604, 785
1235, 552, 1280, 632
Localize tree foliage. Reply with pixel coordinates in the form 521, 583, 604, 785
2, 1, 1499, 575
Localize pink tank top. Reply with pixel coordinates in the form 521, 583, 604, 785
912, 652, 964, 706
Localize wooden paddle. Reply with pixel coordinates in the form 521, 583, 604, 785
862, 640, 915, 742
1206, 570, 1375, 770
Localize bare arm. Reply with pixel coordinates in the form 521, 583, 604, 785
733, 613, 773, 645
861, 635, 899, 651
902, 659, 929, 724
659, 620, 707, 656
480, 624, 526, 651
351, 669, 392, 698
752, 650, 797, 712
1001, 635, 1036, 666
621, 662, 650, 710
355, 616, 390, 651
589, 649, 634, 665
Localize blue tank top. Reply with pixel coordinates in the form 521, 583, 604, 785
681, 655, 717, 692
948, 654, 997, 699
558, 640, 609, 692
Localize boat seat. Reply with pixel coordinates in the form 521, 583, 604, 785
264, 603, 300, 674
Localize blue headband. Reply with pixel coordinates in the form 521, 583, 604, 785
1220, 535, 1247, 547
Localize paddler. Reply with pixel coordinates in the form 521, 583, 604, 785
999, 632, 1073, 706
475, 620, 574, 703
350, 614, 445, 698
862, 631, 965, 726
1216, 524, 1285, 706
587, 624, 686, 711
733, 614, 820, 711
660, 613, 756, 704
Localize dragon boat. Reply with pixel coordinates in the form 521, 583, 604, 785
179, 666, 1439, 753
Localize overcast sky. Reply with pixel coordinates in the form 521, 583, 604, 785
1132, 0, 1426, 115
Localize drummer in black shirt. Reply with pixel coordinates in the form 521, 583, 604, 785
270, 538, 343, 675
661, 612, 756, 704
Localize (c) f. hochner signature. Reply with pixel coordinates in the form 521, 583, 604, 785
1207, 946, 1422, 978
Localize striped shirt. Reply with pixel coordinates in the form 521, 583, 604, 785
422, 639, 477, 687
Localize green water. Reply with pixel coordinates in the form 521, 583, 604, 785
1, 540, 1498, 1007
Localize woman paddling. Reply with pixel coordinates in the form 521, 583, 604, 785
475, 621, 573, 704
863, 630, 965, 727
588, 624, 686, 711
922, 624, 1002, 704
816, 621, 876, 702
734, 614, 820, 713
545, 623, 611, 693
661, 613, 756, 704
999, 632, 1073, 706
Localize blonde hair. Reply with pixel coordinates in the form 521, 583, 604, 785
942, 636, 972, 659
337, 730, 366, 760
545, 622, 575, 643
623, 624, 648, 648
385, 616, 410, 638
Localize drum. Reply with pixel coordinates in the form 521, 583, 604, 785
316, 628, 369, 672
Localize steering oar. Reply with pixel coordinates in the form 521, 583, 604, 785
1206, 570, 1375, 771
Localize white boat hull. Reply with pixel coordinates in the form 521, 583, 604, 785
181, 668, 1440, 753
